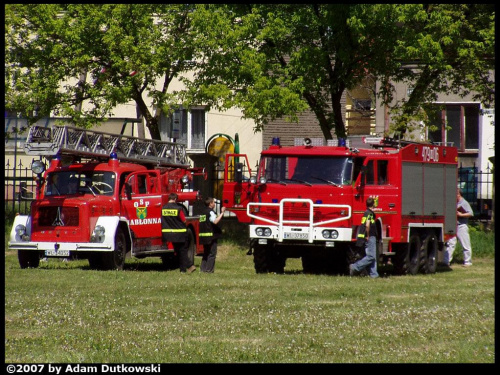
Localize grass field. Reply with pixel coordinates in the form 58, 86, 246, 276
4, 221, 495, 363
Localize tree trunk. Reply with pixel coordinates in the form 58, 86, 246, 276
303, 92, 334, 140
331, 90, 346, 139
133, 91, 161, 140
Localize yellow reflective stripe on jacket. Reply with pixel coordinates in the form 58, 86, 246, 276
161, 229, 187, 233
199, 232, 213, 237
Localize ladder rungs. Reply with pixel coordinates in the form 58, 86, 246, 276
24, 125, 190, 167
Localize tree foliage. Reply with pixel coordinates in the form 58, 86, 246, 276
5, 4, 495, 141
380, 4, 496, 135
189, 4, 494, 139
5, 4, 197, 139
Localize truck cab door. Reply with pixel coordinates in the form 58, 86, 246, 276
354, 158, 399, 238
222, 153, 253, 223
121, 171, 163, 252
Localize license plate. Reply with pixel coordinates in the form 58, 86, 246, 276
44, 249, 70, 257
284, 232, 309, 240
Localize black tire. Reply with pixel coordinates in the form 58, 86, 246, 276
422, 234, 438, 274
101, 227, 127, 270
253, 243, 271, 273
394, 235, 423, 275
18, 250, 40, 269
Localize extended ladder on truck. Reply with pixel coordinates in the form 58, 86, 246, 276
24, 125, 190, 168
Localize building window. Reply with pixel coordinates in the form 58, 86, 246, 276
161, 107, 206, 150
353, 99, 372, 111
427, 104, 479, 152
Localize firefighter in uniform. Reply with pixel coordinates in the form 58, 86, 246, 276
350, 197, 379, 278
161, 193, 196, 273
198, 197, 225, 273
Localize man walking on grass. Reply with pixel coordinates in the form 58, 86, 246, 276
350, 197, 379, 278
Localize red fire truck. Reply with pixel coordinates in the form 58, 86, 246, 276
9, 125, 206, 270
222, 137, 458, 275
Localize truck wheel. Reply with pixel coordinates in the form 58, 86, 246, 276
408, 235, 424, 275
101, 227, 127, 270
253, 244, 270, 273
18, 250, 40, 269
394, 235, 423, 275
422, 234, 438, 274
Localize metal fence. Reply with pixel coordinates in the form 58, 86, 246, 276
458, 162, 494, 222
4, 156, 47, 217
4, 156, 494, 223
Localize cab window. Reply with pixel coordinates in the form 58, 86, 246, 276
365, 160, 389, 185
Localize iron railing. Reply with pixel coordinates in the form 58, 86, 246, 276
5, 156, 494, 223
458, 162, 494, 221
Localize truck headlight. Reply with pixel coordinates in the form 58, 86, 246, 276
181, 175, 189, 185
94, 225, 105, 236
15, 224, 29, 241
322, 230, 339, 239
91, 225, 105, 242
15, 224, 27, 236
255, 227, 272, 237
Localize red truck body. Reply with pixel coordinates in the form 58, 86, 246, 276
9, 125, 206, 270
223, 137, 458, 275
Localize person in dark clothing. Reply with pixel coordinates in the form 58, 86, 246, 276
349, 197, 379, 278
161, 193, 195, 273
199, 197, 225, 273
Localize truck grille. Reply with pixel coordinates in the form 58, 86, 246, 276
37, 206, 79, 227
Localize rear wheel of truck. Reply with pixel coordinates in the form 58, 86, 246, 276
394, 235, 424, 275
18, 250, 40, 269
422, 234, 438, 274
101, 227, 127, 270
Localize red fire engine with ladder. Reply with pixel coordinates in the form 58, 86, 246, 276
222, 136, 458, 275
9, 125, 206, 270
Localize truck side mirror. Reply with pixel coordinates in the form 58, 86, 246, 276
357, 166, 367, 189
235, 162, 243, 183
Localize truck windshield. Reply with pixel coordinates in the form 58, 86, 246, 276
45, 171, 116, 196
259, 156, 354, 186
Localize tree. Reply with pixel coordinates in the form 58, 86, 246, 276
5, 4, 494, 142
5, 4, 197, 140
379, 4, 495, 136
189, 4, 494, 140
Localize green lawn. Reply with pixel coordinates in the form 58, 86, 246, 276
4, 231, 495, 363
